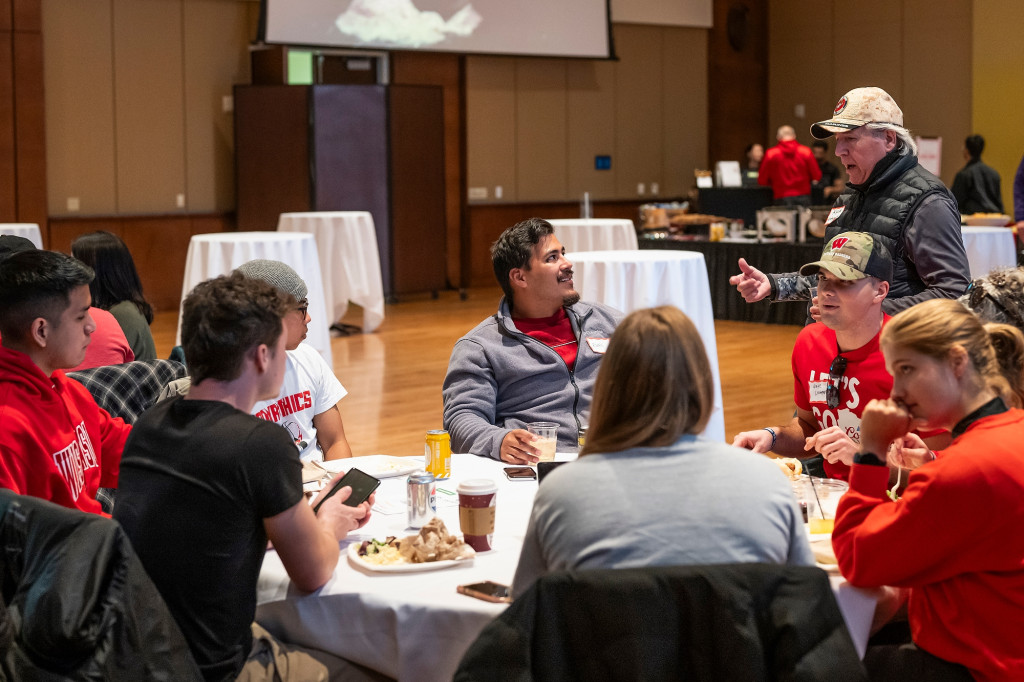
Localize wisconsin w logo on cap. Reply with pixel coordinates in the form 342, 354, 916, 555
831, 237, 850, 250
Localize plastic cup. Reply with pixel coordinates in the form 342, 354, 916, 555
805, 478, 848, 534
528, 422, 558, 462
457, 479, 497, 552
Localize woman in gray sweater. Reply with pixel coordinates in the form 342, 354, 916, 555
512, 306, 814, 598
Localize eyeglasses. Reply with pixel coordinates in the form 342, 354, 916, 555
296, 301, 308, 318
827, 355, 848, 409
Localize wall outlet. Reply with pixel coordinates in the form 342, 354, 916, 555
222, 95, 233, 113
494, 185, 503, 199
468, 186, 488, 200
637, 182, 645, 195
67, 197, 80, 212
176, 193, 186, 208
794, 103, 805, 118
651, 182, 660, 195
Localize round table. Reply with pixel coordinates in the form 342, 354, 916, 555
0, 223, 43, 248
568, 249, 725, 442
960, 226, 1016, 278
176, 232, 332, 365
277, 212, 386, 332
547, 218, 639, 253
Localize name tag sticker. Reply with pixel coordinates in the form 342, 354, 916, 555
825, 206, 845, 225
809, 380, 829, 404
586, 337, 610, 354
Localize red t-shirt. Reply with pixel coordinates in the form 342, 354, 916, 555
513, 308, 577, 370
792, 316, 893, 480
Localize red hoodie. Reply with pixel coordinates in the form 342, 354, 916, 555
0, 345, 129, 514
758, 139, 822, 199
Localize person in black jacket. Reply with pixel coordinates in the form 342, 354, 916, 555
951, 134, 1004, 215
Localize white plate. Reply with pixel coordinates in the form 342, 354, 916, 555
320, 455, 422, 479
346, 542, 474, 573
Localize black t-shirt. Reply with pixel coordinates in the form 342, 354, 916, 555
114, 397, 303, 682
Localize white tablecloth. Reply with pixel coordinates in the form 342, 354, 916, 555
256, 454, 878, 680
176, 232, 332, 365
548, 218, 639, 253
277, 212, 386, 333
568, 249, 725, 442
0, 223, 42, 248
961, 226, 1017, 278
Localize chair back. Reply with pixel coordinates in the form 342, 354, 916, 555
67, 358, 187, 424
455, 563, 867, 682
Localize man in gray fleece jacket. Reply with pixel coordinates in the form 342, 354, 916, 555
442, 218, 622, 463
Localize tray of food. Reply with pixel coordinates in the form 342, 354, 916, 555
349, 518, 475, 573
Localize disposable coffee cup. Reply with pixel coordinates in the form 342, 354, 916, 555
457, 479, 497, 552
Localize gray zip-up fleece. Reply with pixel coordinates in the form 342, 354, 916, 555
442, 297, 622, 459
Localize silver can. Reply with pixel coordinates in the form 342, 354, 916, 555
407, 470, 436, 529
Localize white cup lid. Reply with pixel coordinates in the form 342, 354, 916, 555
457, 478, 498, 494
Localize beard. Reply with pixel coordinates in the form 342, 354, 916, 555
562, 290, 581, 307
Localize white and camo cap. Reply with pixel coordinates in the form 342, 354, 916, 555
810, 87, 904, 140
235, 259, 307, 301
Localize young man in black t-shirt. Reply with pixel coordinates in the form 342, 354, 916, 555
114, 273, 374, 682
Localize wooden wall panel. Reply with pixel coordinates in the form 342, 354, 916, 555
465, 57, 517, 202
831, 2, 902, 99
0, 31, 15, 220
42, 0, 117, 216
11, 0, 38, 30
0, 0, 10, 31
660, 27, 707, 197
13, 31, 45, 226
515, 58, 568, 201
566, 59, 617, 200
613, 25, 664, 199
112, 0, 186, 214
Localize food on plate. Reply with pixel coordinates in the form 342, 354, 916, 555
355, 518, 475, 567
811, 540, 838, 566
773, 457, 802, 480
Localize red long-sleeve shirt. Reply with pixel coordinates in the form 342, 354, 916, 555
758, 139, 822, 200
833, 409, 1024, 682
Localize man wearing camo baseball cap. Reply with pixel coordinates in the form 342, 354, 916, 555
730, 86, 969, 317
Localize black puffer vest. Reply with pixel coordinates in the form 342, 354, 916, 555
825, 152, 954, 300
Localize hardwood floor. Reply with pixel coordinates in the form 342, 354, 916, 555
152, 288, 802, 455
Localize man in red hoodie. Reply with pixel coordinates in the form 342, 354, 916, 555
758, 125, 822, 207
0, 248, 129, 514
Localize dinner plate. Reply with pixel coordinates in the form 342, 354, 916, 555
320, 455, 422, 479
346, 542, 474, 573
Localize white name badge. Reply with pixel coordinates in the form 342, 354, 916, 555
809, 380, 829, 404
586, 337, 610, 354
825, 206, 845, 225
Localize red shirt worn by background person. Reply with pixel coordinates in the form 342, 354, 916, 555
792, 316, 893, 481
0, 344, 129, 515
833, 408, 1024, 682
70, 307, 134, 371
514, 308, 577, 370
758, 138, 822, 200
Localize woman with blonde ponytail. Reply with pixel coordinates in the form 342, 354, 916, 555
832, 298, 1024, 682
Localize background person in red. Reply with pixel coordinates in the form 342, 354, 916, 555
0, 249, 129, 514
758, 124, 821, 207
834, 298, 1024, 681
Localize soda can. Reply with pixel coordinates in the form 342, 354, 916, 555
577, 425, 588, 450
407, 471, 436, 529
424, 429, 451, 480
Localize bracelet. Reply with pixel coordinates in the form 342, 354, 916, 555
762, 427, 777, 451
928, 450, 937, 462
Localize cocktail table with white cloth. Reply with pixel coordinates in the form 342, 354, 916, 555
548, 218, 639, 253
568, 249, 725, 442
277, 212, 386, 333
176, 232, 332, 365
960, 226, 1017, 278
0, 223, 43, 248
256, 454, 879, 681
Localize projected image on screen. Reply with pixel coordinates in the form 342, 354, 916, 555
336, 0, 482, 48
264, 0, 611, 58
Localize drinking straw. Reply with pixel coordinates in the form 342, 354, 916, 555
809, 476, 825, 519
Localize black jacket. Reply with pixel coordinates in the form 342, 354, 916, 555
455, 563, 867, 681
0, 489, 202, 681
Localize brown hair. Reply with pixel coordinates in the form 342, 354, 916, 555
581, 306, 714, 455
881, 299, 1024, 408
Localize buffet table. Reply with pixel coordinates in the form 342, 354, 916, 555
568, 249, 724, 442
0, 223, 42, 248
548, 218, 638, 253
960, 226, 1016, 278
640, 237, 823, 326
176, 232, 332, 365
255, 454, 879, 681
277, 211, 386, 332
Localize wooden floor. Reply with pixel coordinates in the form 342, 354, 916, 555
152, 288, 802, 455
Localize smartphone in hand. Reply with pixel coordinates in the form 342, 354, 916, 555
457, 580, 512, 603
312, 467, 380, 514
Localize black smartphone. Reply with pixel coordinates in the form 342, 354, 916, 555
312, 467, 380, 514
503, 466, 537, 481
537, 460, 568, 483
457, 580, 512, 603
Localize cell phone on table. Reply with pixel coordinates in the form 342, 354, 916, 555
312, 467, 380, 514
503, 466, 537, 481
457, 580, 512, 603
